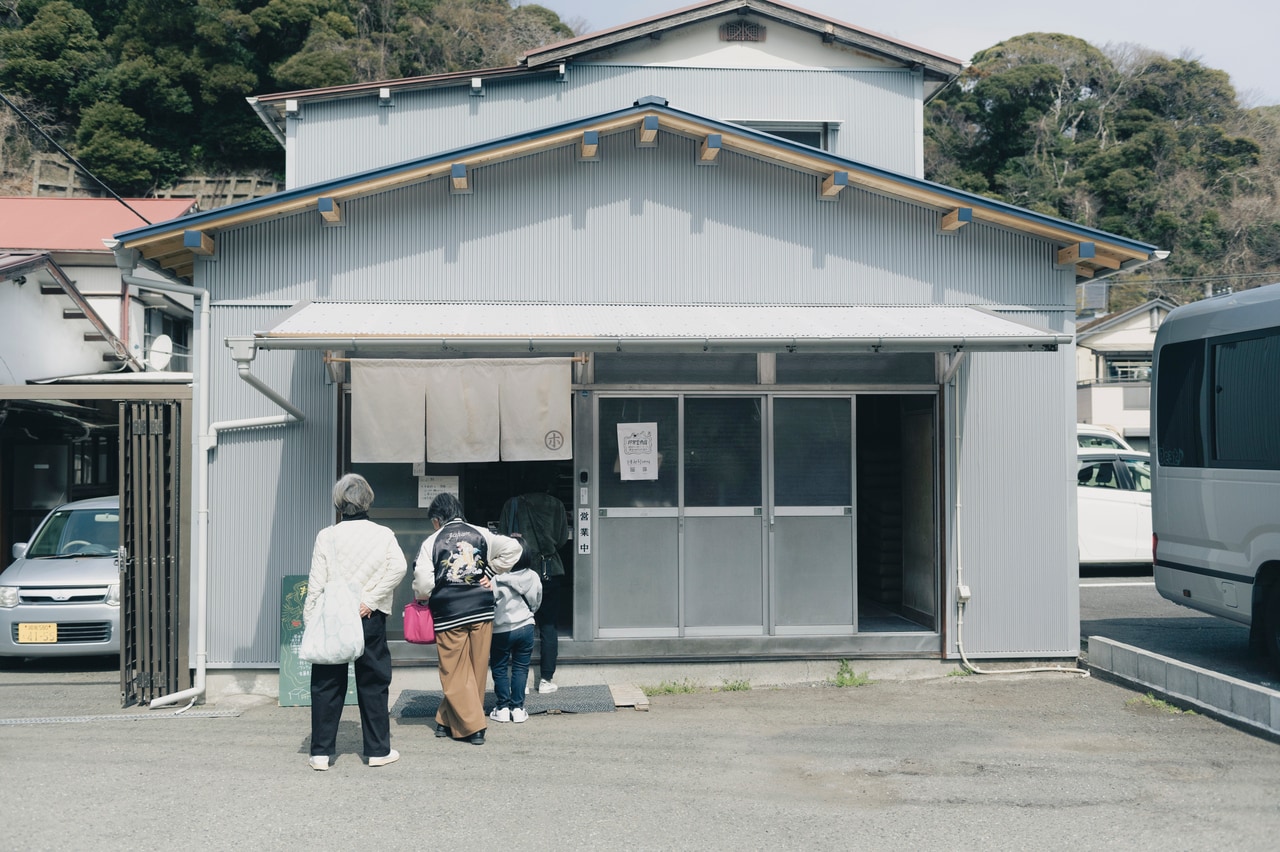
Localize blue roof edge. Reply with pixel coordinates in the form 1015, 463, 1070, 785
115, 97, 1159, 256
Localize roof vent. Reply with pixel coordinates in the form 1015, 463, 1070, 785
720, 21, 765, 42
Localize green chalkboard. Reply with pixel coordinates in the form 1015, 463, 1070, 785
279, 574, 357, 707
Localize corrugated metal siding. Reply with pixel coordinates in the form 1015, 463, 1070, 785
949, 309, 1078, 656
204, 136, 1067, 308
289, 66, 919, 186
206, 305, 336, 665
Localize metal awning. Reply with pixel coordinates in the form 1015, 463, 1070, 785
252, 301, 1071, 354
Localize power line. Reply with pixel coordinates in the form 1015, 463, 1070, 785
1096, 270, 1280, 287
0, 90, 151, 225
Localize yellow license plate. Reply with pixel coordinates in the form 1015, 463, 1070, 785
17, 623, 57, 643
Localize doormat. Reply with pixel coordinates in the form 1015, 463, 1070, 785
393, 684, 616, 719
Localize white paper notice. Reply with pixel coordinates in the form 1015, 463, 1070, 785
417, 475, 460, 508
617, 422, 659, 481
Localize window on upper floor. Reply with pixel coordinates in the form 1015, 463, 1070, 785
735, 121, 837, 151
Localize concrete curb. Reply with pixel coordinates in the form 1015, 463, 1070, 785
1086, 635, 1280, 739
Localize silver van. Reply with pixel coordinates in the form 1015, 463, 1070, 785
0, 496, 121, 658
1151, 284, 1280, 671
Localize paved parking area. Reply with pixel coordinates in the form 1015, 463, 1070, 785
2, 660, 1279, 851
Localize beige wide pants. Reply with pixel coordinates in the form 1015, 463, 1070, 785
434, 621, 493, 738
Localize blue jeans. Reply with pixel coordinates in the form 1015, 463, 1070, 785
489, 623, 534, 710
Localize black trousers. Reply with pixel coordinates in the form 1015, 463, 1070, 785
534, 574, 564, 681
309, 610, 393, 758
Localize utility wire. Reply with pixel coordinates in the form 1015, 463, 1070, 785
0, 90, 151, 225
1105, 270, 1280, 286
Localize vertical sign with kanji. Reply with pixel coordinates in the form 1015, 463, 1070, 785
576, 507, 592, 554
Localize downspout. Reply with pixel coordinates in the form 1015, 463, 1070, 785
121, 274, 304, 710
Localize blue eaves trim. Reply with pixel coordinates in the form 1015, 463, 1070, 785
113, 98, 1159, 256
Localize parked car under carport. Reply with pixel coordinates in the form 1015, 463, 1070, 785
0, 496, 120, 658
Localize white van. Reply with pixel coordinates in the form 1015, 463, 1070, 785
1150, 284, 1280, 670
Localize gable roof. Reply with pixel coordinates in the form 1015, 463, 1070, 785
0, 197, 198, 253
1076, 297, 1179, 340
0, 251, 142, 371
523, 0, 962, 79
247, 0, 962, 144
113, 97, 1161, 284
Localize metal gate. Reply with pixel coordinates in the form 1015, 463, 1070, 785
119, 401, 189, 707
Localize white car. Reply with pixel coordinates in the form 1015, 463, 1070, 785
0, 497, 121, 659
1076, 424, 1134, 451
1077, 451, 1151, 566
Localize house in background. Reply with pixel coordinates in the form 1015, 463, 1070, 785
1075, 298, 1178, 452
0, 196, 197, 561
110, 0, 1165, 704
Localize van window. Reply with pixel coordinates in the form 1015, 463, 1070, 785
1155, 340, 1204, 467
1213, 330, 1280, 467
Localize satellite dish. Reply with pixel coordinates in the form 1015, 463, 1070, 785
147, 334, 173, 371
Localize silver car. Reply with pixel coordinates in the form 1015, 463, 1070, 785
0, 497, 121, 658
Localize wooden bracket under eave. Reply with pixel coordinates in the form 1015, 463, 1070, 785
450, 163, 470, 193
318, 197, 342, 223
580, 130, 599, 159
821, 171, 848, 197
638, 115, 659, 146
700, 134, 722, 162
1086, 252, 1122, 271
1057, 242, 1095, 266
183, 230, 214, 256
941, 207, 972, 231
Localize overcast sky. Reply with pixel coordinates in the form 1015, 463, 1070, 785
532, 0, 1278, 107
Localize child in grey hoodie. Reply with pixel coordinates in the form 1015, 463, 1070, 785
488, 538, 542, 723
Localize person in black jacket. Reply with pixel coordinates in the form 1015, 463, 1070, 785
498, 488, 570, 692
413, 493, 522, 745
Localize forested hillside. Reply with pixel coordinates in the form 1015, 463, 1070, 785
0, 1, 574, 192
2, 5, 1277, 306
925, 33, 1280, 307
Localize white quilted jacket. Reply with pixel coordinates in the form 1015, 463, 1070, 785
304, 519, 407, 623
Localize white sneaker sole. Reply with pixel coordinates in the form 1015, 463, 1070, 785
368, 750, 400, 767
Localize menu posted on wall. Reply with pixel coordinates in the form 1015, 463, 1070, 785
279, 575, 357, 707
417, 474, 460, 508
617, 422, 659, 481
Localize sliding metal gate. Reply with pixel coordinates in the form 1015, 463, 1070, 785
119, 401, 189, 707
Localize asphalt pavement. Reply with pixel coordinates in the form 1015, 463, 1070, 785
2, 656, 1279, 851
1080, 569, 1278, 690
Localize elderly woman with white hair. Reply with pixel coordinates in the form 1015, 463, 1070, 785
304, 473, 407, 770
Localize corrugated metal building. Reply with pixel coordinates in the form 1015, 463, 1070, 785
110, 0, 1162, 695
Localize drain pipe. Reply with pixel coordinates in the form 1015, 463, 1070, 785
948, 351, 1088, 677
122, 275, 305, 709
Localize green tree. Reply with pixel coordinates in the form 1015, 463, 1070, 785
0, 1, 110, 122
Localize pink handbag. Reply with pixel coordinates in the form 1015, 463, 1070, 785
403, 601, 436, 644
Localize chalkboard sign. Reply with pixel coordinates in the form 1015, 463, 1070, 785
279, 574, 357, 707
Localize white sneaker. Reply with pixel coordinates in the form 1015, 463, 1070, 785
537, 680, 558, 694
489, 706, 511, 723
525, 683, 531, 694
368, 749, 400, 767
511, 707, 529, 723
309, 755, 329, 771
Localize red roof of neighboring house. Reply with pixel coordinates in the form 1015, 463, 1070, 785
0, 197, 198, 252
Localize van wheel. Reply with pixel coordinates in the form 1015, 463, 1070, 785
1266, 582, 1280, 674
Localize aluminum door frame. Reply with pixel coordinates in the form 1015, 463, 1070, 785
682, 395, 767, 637
767, 395, 858, 636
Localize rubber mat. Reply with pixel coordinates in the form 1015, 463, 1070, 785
393, 684, 616, 718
